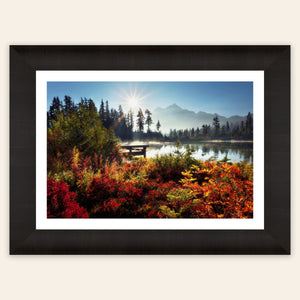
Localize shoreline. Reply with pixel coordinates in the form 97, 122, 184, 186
121, 139, 253, 146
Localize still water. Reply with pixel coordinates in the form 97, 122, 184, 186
146, 141, 253, 163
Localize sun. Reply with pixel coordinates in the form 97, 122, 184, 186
128, 96, 139, 109
116, 84, 152, 112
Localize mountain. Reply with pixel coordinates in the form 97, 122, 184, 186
152, 104, 251, 133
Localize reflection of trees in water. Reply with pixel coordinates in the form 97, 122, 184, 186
197, 142, 253, 162
219, 149, 229, 156
147, 142, 253, 162
239, 149, 253, 162
213, 145, 219, 156
202, 145, 210, 154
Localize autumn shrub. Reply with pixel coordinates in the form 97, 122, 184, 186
179, 162, 253, 218
86, 175, 145, 218
149, 143, 201, 182
236, 161, 253, 180
47, 178, 88, 218
137, 181, 178, 217
47, 146, 253, 219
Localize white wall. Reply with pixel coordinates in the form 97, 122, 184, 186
0, 1, 298, 299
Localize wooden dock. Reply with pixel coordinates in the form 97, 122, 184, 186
121, 145, 149, 158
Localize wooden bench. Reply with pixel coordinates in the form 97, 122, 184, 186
121, 145, 149, 158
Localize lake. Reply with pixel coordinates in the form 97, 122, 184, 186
143, 141, 253, 163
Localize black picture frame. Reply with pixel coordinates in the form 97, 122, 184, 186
10, 46, 290, 254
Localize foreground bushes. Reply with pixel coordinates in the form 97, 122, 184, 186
47, 149, 253, 218
47, 178, 88, 218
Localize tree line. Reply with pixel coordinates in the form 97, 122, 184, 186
48, 96, 253, 142
47, 96, 162, 141
169, 113, 253, 140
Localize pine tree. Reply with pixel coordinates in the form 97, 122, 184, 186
126, 111, 133, 140
178, 130, 183, 138
145, 109, 153, 132
118, 105, 124, 119
156, 120, 161, 132
130, 109, 134, 129
202, 124, 210, 136
246, 112, 253, 133
88, 98, 97, 115
99, 99, 105, 120
213, 114, 220, 136
49, 97, 62, 121
104, 101, 110, 128
226, 121, 230, 132
183, 129, 189, 137
63, 95, 74, 115
191, 128, 195, 137
117, 105, 127, 138
136, 108, 145, 132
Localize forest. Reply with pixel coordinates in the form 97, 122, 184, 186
48, 96, 253, 141
47, 96, 253, 219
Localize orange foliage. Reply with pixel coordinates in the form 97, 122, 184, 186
48, 150, 253, 218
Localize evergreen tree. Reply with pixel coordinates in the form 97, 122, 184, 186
191, 128, 195, 137
110, 108, 118, 127
156, 120, 161, 132
145, 109, 153, 132
226, 121, 230, 132
213, 114, 220, 136
118, 105, 124, 119
178, 130, 183, 138
136, 108, 145, 132
116, 105, 127, 138
183, 129, 189, 138
125, 111, 133, 140
63, 95, 74, 115
99, 99, 105, 120
88, 98, 97, 115
246, 112, 253, 133
202, 124, 210, 136
129, 109, 134, 128
104, 100, 110, 127
49, 96, 62, 122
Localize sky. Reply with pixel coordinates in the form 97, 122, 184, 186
47, 81, 253, 117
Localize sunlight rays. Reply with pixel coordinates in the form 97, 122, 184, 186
116, 84, 152, 112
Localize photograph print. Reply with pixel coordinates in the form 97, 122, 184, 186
9, 46, 290, 253
46, 78, 255, 220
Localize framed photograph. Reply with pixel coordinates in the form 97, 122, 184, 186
10, 46, 290, 254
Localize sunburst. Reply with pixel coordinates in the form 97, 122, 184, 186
117, 84, 152, 112
127, 95, 139, 110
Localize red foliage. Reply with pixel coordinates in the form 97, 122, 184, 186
178, 162, 253, 218
47, 154, 253, 219
47, 179, 89, 218
86, 176, 145, 217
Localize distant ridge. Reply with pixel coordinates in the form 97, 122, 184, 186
152, 104, 252, 133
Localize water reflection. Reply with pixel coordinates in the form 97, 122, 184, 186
147, 142, 253, 163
